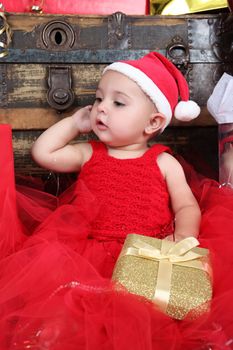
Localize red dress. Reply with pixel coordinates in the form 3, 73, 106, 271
1, 124, 233, 350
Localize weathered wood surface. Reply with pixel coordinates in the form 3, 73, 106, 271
12, 126, 218, 182
0, 107, 216, 130
0, 13, 223, 128
0, 13, 223, 178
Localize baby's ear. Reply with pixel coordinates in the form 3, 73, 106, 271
145, 113, 166, 135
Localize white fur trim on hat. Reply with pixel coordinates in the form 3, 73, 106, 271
103, 62, 172, 126
174, 101, 201, 121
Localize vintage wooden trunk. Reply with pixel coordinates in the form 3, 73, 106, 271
0, 11, 233, 183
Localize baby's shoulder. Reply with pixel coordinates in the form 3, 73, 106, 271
73, 142, 93, 166
157, 150, 178, 164
157, 151, 183, 177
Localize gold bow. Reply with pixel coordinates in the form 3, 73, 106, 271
123, 237, 210, 312
31, 0, 44, 13
0, 11, 12, 58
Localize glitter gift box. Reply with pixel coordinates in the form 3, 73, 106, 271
150, 0, 228, 15
112, 234, 212, 320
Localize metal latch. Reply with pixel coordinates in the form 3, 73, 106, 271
47, 66, 75, 111
108, 12, 131, 49
37, 19, 76, 51
166, 36, 190, 73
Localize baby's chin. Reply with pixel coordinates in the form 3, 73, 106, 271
93, 130, 142, 149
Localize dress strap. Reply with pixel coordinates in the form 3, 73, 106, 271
87, 141, 107, 162
89, 140, 106, 152
88, 141, 171, 162
144, 143, 172, 161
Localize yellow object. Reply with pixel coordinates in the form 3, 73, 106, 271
150, 0, 228, 15
0, 12, 12, 58
112, 234, 212, 320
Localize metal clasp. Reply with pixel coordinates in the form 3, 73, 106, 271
166, 36, 190, 72
40, 20, 75, 51
108, 12, 131, 49
47, 66, 75, 111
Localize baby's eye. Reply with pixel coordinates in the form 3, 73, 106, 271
94, 97, 102, 103
114, 101, 125, 107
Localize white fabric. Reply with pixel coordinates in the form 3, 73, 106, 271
207, 73, 233, 124
174, 100, 201, 121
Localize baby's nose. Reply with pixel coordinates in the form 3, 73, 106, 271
97, 100, 107, 113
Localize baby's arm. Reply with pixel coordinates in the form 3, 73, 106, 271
31, 106, 93, 173
157, 153, 201, 241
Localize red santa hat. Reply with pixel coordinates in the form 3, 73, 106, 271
103, 51, 200, 129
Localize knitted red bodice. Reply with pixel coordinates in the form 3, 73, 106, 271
78, 141, 174, 240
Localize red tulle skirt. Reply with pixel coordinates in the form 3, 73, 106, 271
1, 124, 233, 350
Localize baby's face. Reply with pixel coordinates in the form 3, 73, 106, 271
90, 70, 157, 147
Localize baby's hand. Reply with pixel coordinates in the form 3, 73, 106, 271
72, 105, 92, 133
164, 234, 175, 242
165, 233, 198, 242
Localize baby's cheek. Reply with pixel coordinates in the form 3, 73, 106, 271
90, 114, 96, 127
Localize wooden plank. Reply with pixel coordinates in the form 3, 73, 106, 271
0, 14, 221, 118
1, 13, 221, 63
0, 61, 217, 128
0, 107, 216, 130
7, 13, 107, 32
12, 126, 218, 180
0, 64, 103, 108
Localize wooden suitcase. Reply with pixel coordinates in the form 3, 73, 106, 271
0, 11, 232, 181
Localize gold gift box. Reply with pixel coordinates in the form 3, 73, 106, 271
112, 234, 212, 320
150, 0, 228, 15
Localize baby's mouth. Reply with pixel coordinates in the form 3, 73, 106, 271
96, 119, 108, 130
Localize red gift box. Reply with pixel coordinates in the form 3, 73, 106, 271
1, 0, 149, 15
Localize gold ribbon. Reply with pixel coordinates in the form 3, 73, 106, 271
0, 11, 12, 58
31, 0, 44, 13
122, 237, 210, 312
158, 0, 227, 15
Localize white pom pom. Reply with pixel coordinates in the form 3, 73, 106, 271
174, 101, 201, 121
